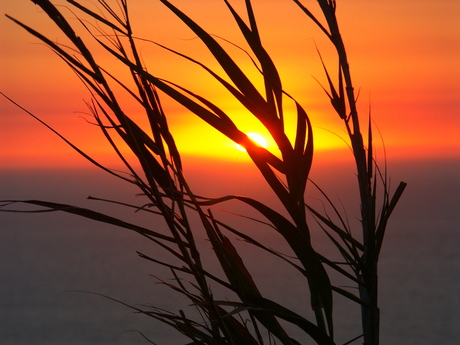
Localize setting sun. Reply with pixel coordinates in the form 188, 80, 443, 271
235, 133, 268, 152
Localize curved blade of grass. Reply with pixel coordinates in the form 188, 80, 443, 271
0, 199, 180, 246
213, 306, 260, 345
291, 0, 331, 38
222, 0, 284, 122
196, 194, 333, 336
315, 47, 346, 119
375, 181, 407, 257
203, 210, 295, 345
6, 4, 103, 83
158, 0, 271, 119
331, 286, 369, 308
66, 0, 127, 34
0, 93, 132, 184
214, 299, 336, 345
306, 204, 364, 251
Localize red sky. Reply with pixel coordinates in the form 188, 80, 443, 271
1, 0, 459, 170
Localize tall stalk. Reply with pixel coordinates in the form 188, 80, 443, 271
294, 1, 407, 344
2, 1, 406, 344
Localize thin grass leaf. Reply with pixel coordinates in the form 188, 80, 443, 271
0, 199, 180, 245
195, 194, 333, 336
66, 0, 127, 33
331, 286, 369, 308
203, 210, 295, 345
213, 305, 260, 345
6, 7, 102, 83
316, 253, 361, 285
317, 222, 359, 269
291, 0, 331, 38
315, 47, 346, 119
158, 0, 271, 117
0, 93, 132, 184
375, 181, 407, 257
222, 0, 284, 124
214, 299, 336, 345
306, 204, 364, 251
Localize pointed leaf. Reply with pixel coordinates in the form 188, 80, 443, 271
158, 0, 268, 114
0, 199, 179, 245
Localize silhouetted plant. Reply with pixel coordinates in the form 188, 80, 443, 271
2, 1, 406, 344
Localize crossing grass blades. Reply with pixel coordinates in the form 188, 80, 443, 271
2, 1, 406, 344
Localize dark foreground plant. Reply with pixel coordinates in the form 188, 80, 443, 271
2, 1, 406, 344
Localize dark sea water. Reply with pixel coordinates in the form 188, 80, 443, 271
1, 156, 459, 345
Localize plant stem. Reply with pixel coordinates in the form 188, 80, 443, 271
318, 1, 380, 343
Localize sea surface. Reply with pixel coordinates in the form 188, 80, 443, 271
1, 156, 459, 345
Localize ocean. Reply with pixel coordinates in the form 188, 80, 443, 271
1, 155, 459, 344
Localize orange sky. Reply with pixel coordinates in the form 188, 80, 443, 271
1, 0, 459, 170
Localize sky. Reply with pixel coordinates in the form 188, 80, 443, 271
1, 0, 459, 170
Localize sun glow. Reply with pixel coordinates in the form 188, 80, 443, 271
235, 133, 268, 152
1, 1, 458, 171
